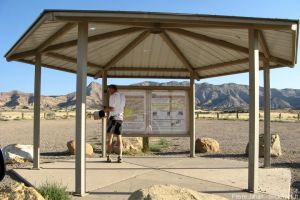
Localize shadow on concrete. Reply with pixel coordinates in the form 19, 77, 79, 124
40, 166, 246, 170
272, 162, 300, 169
199, 189, 245, 194
89, 191, 132, 195
41, 151, 70, 157
201, 153, 247, 159
153, 151, 190, 156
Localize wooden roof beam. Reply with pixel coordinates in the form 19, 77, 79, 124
200, 64, 284, 79
45, 27, 143, 52
19, 59, 95, 77
37, 23, 76, 52
7, 27, 143, 61
168, 28, 293, 67
258, 30, 271, 59
6, 23, 77, 61
95, 30, 150, 78
160, 31, 200, 80
168, 28, 249, 54
46, 52, 102, 69
196, 58, 249, 72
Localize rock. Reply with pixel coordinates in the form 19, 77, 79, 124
129, 184, 228, 200
5, 152, 25, 164
112, 137, 142, 155
245, 134, 282, 157
0, 182, 45, 200
195, 137, 220, 153
2, 144, 33, 164
67, 140, 94, 156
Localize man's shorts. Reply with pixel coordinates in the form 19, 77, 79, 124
107, 116, 123, 135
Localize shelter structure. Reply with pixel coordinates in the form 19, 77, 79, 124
5, 10, 298, 196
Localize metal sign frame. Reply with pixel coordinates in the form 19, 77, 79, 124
117, 85, 191, 137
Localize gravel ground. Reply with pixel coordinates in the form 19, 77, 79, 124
0, 119, 299, 198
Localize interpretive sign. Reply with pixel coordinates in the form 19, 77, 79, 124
120, 88, 189, 135
121, 90, 146, 132
150, 91, 187, 133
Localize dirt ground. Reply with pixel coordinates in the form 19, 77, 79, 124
0, 119, 299, 198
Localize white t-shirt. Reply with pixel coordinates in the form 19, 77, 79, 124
109, 92, 126, 121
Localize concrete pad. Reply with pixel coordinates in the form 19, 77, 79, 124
122, 156, 187, 168
13, 158, 152, 192
75, 169, 273, 200
13, 157, 291, 199
162, 157, 291, 199
258, 168, 291, 199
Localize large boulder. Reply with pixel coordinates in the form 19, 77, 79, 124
0, 182, 45, 200
112, 137, 142, 155
67, 140, 93, 156
129, 184, 228, 200
2, 144, 33, 164
245, 134, 282, 157
195, 137, 220, 153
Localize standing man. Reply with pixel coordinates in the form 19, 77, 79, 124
104, 85, 126, 163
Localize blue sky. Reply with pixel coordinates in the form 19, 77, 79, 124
0, 0, 300, 95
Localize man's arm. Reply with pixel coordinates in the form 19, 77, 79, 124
104, 106, 114, 112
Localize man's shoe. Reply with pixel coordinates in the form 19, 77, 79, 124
106, 156, 112, 163
117, 156, 122, 163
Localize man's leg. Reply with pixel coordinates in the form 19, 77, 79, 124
106, 133, 113, 162
116, 134, 123, 163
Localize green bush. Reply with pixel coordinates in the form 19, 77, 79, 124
149, 138, 170, 152
38, 182, 70, 200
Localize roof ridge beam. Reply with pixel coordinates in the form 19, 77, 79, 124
159, 31, 200, 80
7, 27, 143, 61
168, 28, 293, 67
168, 28, 249, 54
45, 27, 143, 52
95, 30, 150, 78
46, 52, 102, 69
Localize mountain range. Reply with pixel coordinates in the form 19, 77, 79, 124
1, 81, 300, 110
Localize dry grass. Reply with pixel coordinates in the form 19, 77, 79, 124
1, 109, 299, 122
0, 110, 97, 120
196, 110, 300, 122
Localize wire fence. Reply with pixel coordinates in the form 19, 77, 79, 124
0, 110, 299, 122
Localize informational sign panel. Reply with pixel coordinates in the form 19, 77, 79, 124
121, 90, 146, 132
120, 88, 189, 135
150, 91, 187, 133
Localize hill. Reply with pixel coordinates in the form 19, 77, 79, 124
1, 81, 300, 110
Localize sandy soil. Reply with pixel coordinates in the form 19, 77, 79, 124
0, 119, 299, 198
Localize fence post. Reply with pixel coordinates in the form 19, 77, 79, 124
217, 113, 219, 119
65, 107, 68, 119
142, 137, 149, 152
236, 111, 239, 119
197, 112, 199, 119
298, 114, 300, 121
22, 112, 24, 120
279, 113, 281, 120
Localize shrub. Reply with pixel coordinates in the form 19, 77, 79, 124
38, 182, 70, 200
149, 138, 170, 152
